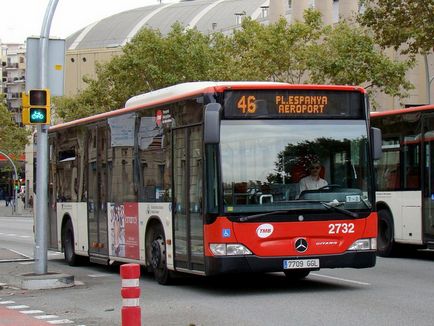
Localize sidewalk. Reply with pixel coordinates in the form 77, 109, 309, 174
0, 200, 32, 218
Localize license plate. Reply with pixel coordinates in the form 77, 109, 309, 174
283, 259, 320, 269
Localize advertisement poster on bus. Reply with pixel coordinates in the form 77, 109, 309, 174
108, 202, 139, 259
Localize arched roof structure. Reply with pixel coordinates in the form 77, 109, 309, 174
66, 0, 283, 50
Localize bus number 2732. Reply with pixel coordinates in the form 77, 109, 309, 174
328, 223, 355, 234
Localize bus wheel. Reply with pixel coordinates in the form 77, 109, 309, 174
149, 224, 171, 285
63, 219, 77, 266
377, 209, 395, 257
283, 269, 310, 280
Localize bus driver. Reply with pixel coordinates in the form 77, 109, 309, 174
298, 160, 328, 193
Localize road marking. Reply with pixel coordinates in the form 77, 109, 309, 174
8, 248, 33, 259
47, 319, 74, 324
34, 315, 59, 319
20, 310, 45, 314
311, 273, 371, 286
88, 273, 111, 278
0, 298, 84, 325
7, 305, 29, 309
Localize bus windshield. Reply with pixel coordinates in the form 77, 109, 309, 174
220, 120, 372, 214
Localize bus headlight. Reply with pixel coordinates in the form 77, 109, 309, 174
210, 243, 252, 256
348, 238, 377, 251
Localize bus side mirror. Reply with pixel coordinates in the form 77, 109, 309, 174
204, 103, 222, 144
371, 127, 382, 160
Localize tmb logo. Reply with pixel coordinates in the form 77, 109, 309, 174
256, 224, 274, 238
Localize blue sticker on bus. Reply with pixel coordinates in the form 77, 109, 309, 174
222, 229, 231, 238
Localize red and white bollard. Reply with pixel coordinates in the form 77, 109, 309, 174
120, 263, 141, 326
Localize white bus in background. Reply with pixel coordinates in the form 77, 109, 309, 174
371, 104, 434, 256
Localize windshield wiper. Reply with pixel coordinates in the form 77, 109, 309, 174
238, 210, 292, 222
321, 200, 358, 218
360, 196, 372, 209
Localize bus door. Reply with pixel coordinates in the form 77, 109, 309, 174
173, 126, 205, 272
87, 125, 109, 258
423, 114, 434, 240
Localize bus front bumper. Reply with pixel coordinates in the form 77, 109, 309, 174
204, 251, 376, 276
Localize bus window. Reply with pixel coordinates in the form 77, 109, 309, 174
108, 113, 137, 202
403, 137, 420, 190
56, 129, 80, 202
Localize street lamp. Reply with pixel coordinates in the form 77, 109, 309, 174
424, 54, 433, 104
0, 150, 19, 215
429, 75, 434, 105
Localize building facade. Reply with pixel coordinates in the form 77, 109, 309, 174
1, 42, 26, 125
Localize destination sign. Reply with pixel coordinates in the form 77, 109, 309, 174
223, 90, 364, 119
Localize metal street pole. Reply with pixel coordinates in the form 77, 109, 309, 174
424, 54, 433, 105
34, 0, 59, 275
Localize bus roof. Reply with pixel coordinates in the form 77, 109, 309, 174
371, 104, 434, 118
50, 81, 366, 132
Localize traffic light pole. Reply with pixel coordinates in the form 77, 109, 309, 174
34, 0, 59, 275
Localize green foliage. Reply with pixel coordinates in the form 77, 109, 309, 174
57, 10, 415, 121
0, 99, 30, 158
216, 11, 327, 83
359, 0, 434, 55
308, 21, 414, 98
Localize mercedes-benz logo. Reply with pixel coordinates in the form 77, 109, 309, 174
295, 238, 308, 253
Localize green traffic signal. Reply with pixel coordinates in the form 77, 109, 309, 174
29, 108, 48, 124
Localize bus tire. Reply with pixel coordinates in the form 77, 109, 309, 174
377, 209, 395, 257
63, 219, 78, 266
147, 223, 172, 285
283, 269, 310, 280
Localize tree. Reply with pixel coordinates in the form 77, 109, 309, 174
56, 10, 414, 120
308, 21, 413, 99
359, 0, 434, 55
0, 99, 30, 159
220, 12, 413, 102
214, 11, 326, 83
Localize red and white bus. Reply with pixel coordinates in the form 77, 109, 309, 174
47, 82, 380, 284
371, 104, 434, 256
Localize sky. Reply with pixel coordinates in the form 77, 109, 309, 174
1, 0, 180, 44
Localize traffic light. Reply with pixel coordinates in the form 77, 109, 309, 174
14, 179, 20, 191
22, 89, 51, 125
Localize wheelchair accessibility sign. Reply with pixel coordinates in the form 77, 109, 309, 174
222, 229, 231, 238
